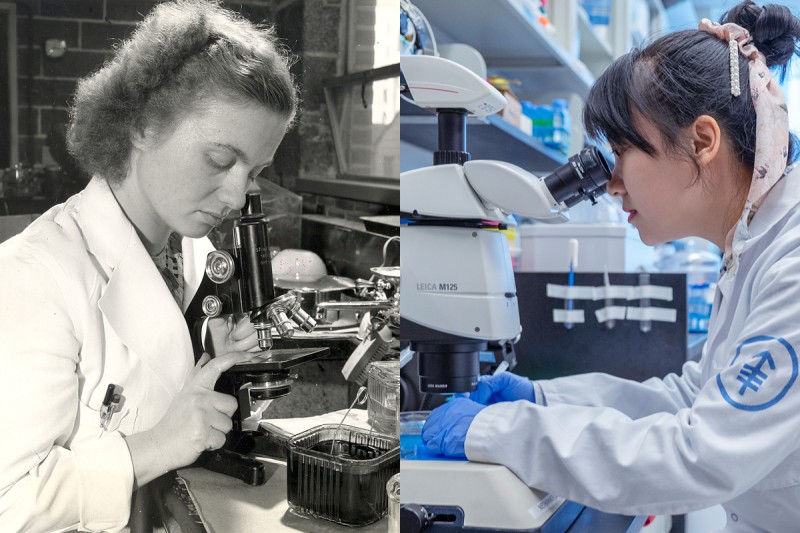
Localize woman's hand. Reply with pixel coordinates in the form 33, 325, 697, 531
422, 398, 487, 458
205, 314, 260, 356
124, 351, 252, 486
469, 372, 536, 405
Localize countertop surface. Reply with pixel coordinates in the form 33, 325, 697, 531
566, 507, 646, 532
178, 457, 388, 532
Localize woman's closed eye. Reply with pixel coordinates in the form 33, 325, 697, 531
206, 154, 235, 171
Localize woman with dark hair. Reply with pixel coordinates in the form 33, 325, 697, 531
422, 1, 800, 529
0, 1, 297, 531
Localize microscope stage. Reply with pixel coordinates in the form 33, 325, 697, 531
228, 347, 329, 372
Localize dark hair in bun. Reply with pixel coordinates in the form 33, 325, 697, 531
722, 1, 800, 80
583, 0, 799, 181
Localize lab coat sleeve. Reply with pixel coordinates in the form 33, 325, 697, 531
536, 359, 703, 418
0, 244, 134, 532
466, 255, 800, 516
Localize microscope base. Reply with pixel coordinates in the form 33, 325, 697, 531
194, 448, 277, 486
202, 347, 330, 484
401, 460, 583, 532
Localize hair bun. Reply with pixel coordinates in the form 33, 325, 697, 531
722, 1, 800, 70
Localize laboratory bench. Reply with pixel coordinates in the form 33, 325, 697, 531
398, 502, 645, 532
172, 461, 643, 533
165, 457, 389, 532
151, 408, 395, 533
566, 508, 646, 532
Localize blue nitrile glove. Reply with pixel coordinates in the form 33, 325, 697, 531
421, 397, 486, 458
469, 372, 535, 405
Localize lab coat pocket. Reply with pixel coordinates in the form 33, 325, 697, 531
78, 399, 138, 436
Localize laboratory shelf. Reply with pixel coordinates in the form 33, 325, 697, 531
411, 0, 595, 99
577, 7, 614, 78
400, 102, 568, 173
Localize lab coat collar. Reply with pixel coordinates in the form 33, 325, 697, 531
69, 177, 132, 272
718, 164, 800, 298
76, 177, 194, 393
742, 164, 800, 247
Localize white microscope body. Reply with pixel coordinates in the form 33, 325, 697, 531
400, 54, 612, 532
402, 157, 570, 344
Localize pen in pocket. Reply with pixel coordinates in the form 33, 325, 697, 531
100, 383, 121, 432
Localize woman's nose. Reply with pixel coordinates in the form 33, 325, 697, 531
606, 168, 626, 197
218, 169, 250, 211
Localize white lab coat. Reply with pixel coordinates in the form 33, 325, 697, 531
466, 165, 800, 532
0, 177, 214, 532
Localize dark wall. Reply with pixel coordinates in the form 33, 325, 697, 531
271, 0, 396, 220
0, 8, 10, 168
13, 0, 273, 166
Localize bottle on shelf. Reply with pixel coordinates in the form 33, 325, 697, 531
547, 98, 571, 154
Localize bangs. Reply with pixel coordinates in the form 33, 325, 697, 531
583, 51, 656, 156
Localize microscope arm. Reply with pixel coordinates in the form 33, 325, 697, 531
463, 160, 568, 222
400, 159, 570, 224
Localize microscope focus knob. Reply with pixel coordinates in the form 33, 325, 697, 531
400, 504, 431, 533
206, 250, 235, 284
202, 295, 223, 317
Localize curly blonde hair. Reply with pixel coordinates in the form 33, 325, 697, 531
67, 0, 298, 183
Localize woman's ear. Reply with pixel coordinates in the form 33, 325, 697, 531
129, 124, 155, 152
691, 114, 721, 166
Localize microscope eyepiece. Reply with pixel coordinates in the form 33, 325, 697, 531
242, 192, 264, 218
543, 145, 612, 207
202, 192, 320, 345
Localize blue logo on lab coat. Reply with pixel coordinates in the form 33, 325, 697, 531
717, 336, 798, 411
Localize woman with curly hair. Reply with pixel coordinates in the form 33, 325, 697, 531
0, 1, 297, 531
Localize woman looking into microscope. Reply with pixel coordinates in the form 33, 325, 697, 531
0, 1, 297, 531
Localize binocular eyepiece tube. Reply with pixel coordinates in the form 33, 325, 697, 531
543, 145, 612, 208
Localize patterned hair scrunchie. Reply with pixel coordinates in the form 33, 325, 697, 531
698, 18, 789, 275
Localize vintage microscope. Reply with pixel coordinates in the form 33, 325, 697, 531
193, 192, 329, 484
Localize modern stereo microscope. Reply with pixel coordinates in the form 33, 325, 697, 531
399, 54, 612, 532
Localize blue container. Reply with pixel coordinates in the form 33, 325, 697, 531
544, 99, 570, 154
688, 282, 714, 333
581, 0, 611, 25
521, 102, 554, 143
